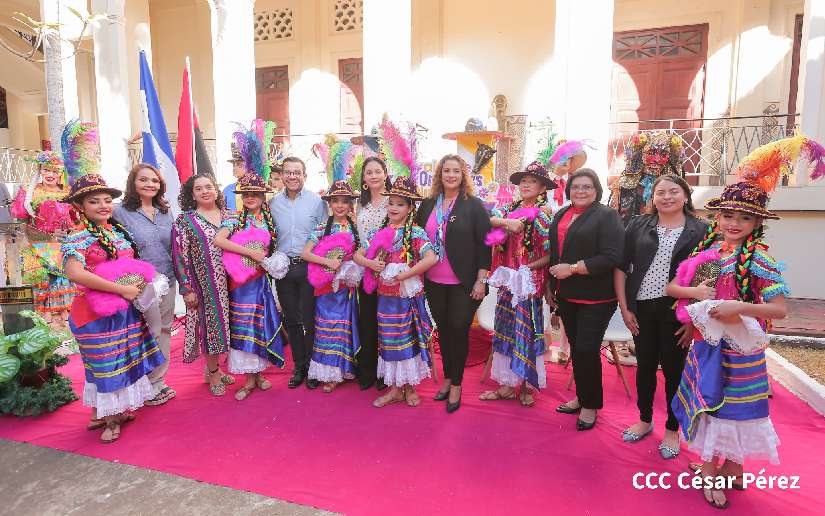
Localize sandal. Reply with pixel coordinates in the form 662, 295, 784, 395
255, 374, 272, 391
220, 373, 236, 385
703, 488, 729, 509
373, 389, 404, 408
88, 412, 134, 430
145, 387, 176, 406
235, 385, 255, 401
204, 368, 236, 385
689, 463, 744, 490
322, 382, 338, 393
405, 387, 421, 407
479, 388, 516, 401
519, 389, 535, 408
100, 421, 121, 443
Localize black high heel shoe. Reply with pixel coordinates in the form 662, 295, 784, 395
433, 390, 449, 401
446, 387, 462, 413
576, 415, 598, 431
556, 402, 581, 414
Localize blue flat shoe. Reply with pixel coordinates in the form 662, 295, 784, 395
622, 424, 654, 442
659, 441, 680, 459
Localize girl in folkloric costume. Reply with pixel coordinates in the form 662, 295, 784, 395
302, 180, 363, 393
214, 128, 286, 401
11, 150, 77, 328
667, 135, 825, 509
360, 177, 438, 408
60, 122, 165, 443
481, 161, 554, 407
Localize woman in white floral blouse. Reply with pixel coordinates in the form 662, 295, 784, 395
355, 157, 392, 391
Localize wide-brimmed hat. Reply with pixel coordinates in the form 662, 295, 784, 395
705, 182, 779, 219
382, 176, 423, 202
321, 180, 359, 201
234, 172, 272, 194
63, 173, 122, 203
509, 161, 558, 189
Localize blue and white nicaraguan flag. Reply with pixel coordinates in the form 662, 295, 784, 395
139, 50, 180, 217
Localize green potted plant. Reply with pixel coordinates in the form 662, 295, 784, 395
0, 310, 78, 416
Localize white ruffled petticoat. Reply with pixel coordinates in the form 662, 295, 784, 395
377, 356, 431, 386
307, 361, 355, 383
487, 265, 536, 306
227, 348, 269, 374
82, 375, 155, 418
686, 300, 769, 354
688, 413, 780, 465
490, 351, 547, 388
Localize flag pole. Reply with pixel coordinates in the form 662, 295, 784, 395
186, 56, 197, 176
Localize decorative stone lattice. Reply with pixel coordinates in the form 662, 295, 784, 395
254, 8, 294, 41
332, 0, 363, 32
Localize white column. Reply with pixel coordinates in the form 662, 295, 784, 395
91, 0, 132, 188
552, 0, 615, 182
40, 0, 83, 153
798, 0, 825, 187
362, 0, 412, 130
208, 0, 256, 187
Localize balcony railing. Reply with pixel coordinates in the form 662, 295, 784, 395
609, 113, 799, 185
0, 146, 40, 184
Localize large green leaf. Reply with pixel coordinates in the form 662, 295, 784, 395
0, 354, 21, 383
17, 328, 52, 355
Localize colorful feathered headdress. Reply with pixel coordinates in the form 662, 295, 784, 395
550, 140, 588, 166
313, 134, 374, 192
233, 119, 278, 183
623, 130, 685, 177
60, 119, 101, 185
705, 134, 825, 219
378, 118, 418, 179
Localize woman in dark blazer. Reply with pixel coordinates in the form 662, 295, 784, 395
615, 174, 708, 458
548, 168, 624, 431
416, 154, 492, 413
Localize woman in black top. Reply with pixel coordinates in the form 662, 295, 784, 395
615, 174, 708, 458
548, 169, 624, 431
416, 154, 492, 413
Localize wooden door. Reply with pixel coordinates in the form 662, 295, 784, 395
339, 57, 364, 133
611, 25, 708, 175
256, 66, 290, 141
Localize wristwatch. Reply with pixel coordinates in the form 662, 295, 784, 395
569, 262, 579, 274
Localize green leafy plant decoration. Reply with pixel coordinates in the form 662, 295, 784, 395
0, 311, 77, 416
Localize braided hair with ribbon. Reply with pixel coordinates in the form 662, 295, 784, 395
80, 213, 140, 260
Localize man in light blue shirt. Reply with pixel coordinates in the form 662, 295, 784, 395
269, 156, 327, 389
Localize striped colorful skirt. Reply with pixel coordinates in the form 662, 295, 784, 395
71, 302, 165, 417
24, 242, 76, 313
491, 290, 546, 389
227, 274, 285, 374
672, 338, 779, 464
308, 287, 360, 382
376, 294, 433, 386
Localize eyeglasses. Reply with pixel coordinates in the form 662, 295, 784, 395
570, 185, 595, 192
282, 171, 303, 177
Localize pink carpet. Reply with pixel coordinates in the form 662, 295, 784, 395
2, 335, 824, 515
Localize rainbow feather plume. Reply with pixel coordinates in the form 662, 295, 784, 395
550, 140, 585, 165
350, 152, 365, 192
802, 137, 825, 181
379, 119, 415, 178
536, 132, 558, 166
261, 120, 277, 182
60, 119, 100, 184
328, 141, 352, 183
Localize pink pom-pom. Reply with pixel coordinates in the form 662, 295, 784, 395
485, 207, 541, 246
485, 228, 507, 247
85, 258, 157, 316
223, 227, 272, 284
307, 232, 356, 289
363, 226, 396, 294
674, 249, 721, 324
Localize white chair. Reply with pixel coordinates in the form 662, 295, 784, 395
565, 307, 632, 398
